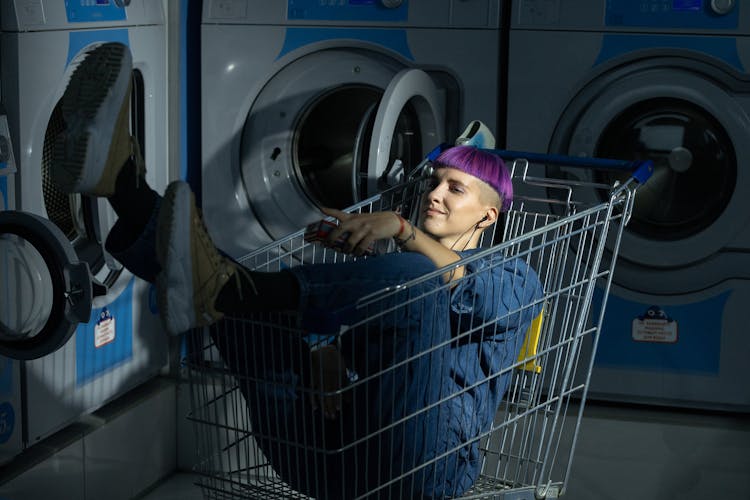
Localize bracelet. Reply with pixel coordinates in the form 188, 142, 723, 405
394, 218, 416, 248
394, 213, 406, 239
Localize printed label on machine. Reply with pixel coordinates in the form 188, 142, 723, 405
94, 308, 116, 348
631, 306, 678, 343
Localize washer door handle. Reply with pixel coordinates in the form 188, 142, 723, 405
63, 260, 95, 324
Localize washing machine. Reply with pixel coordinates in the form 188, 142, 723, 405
506, 0, 750, 411
0, 0, 170, 453
201, 0, 503, 257
0, 108, 22, 464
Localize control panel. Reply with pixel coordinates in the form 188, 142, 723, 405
288, 0, 408, 22
606, 0, 739, 28
66, 0, 127, 23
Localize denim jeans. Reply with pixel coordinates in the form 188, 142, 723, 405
201, 255, 454, 499
106, 198, 544, 499
105, 196, 162, 283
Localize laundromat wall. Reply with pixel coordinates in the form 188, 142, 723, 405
1, 1, 750, 499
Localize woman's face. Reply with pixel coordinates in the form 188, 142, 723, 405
420, 167, 493, 248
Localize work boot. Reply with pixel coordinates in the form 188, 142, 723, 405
52, 41, 143, 197
156, 181, 238, 335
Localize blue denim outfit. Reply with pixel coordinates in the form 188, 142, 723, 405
106, 202, 544, 499
105, 196, 163, 283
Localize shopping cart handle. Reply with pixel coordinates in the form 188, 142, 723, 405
482, 149, 654, 183
427, 143, 448, 161
413, 147, 654, 185
407, 143, 449, 180
630, 160, 654, 184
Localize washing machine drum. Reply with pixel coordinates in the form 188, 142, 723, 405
593, 97, 736, 242
294, 84, 421, 209
548, 61, 749, 293
240, 50, 445, 241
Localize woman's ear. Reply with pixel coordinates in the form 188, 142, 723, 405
479, 207, 499, 227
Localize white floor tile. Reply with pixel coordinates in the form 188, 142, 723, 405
139, 473, 203, 500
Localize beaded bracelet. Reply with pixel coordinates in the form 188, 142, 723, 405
394, 216, 416, 248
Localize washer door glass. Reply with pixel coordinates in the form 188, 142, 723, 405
0, 211, 92, 360
241, 51, 447, 244
294, 84, 423, 209
296, 68, 444, 208
594, 97, 736, 241
0, 233, 53, 337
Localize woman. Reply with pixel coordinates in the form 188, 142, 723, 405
54, 42, 544, 499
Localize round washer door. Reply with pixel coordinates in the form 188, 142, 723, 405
0, 211, 92, 360
240, 49, 447, 243
549, 59, 750, 295
366, 68, 445, 197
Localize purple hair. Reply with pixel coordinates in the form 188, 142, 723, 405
433, 145, 513, 211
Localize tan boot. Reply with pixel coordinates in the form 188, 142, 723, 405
52, 42, 143, 197
156, 181, 239, 335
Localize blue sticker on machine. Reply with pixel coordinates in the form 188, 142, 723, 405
0, 402, 15, 444
76, 279, 135, 385
631, 306, 678, 343
592, 288, 729, 374
67, 29, 130, 66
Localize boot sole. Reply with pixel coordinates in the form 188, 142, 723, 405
52, 42, 132, 194
156, 181, 196, 335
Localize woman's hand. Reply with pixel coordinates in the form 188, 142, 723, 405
320, 207, 403, 256
309, 345, 349, 419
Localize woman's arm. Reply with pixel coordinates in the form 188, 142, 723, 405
394, 219, 465, 282
451, 257, 545, 340
320, 208, 463, 283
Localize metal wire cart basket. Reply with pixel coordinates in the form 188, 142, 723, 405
183, 150, 653, 499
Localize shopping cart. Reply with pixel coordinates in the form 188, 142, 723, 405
184, 150, 653, 499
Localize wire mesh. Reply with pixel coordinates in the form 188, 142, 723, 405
184, 159, 637, 499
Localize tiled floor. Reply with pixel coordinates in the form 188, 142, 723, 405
140, 473, 203, 500
141, 403, 750, 500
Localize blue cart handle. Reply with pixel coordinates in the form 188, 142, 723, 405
483, 148, 654, 185
410, 144, 654, 185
